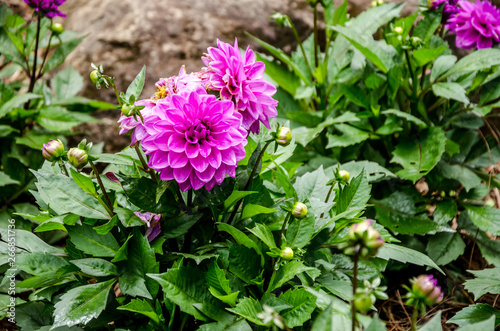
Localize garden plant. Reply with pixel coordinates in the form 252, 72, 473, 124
1, 0, 500, 330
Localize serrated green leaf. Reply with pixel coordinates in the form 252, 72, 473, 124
382, 109, 427, 129
119, 270, 152, 300
247, 223, 276, 249
464, 268, 500, 299
0, 93, 41, 119
413, 47, 447, 67
286, 213, 314, 249
32, 171, 110, 220
70, 258, 118, 277
419, 311, 443, 331
125, 66, 146, 102
117, 299, 159, 325
432, 82, 469, 104
443, 48, 500, 78
68, 224, 119, 257
326, 124, 370, 148
16, 252, 68, 277
279, 288, 316, 328
217, 223, 263, 260
0, 229, 63, 255
43, 36, 85, 73
51, 65, 83, 99
224, 190, 258, 210
376, 243, 443, 274
70, 168, 96, 196
448, 305, 499, 328
241, 203, 277, 220
336, 171, 370, 217
148, 265, 222, 322
227, 297, 266, 326
52, 279, 115, 328
464, 206, 500, 236
426, 232, 465, 266
391, 127, 446, 183
268, 260, 309, 292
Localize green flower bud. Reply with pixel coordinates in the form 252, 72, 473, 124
337, 170, 350, 183
377, 0, 384, 4
67, 147, 89, 169
280, 247, 294, 260
343, 220, 384, 258
486, 199, 495, 207
50, 22, 64, 34
449, 190, 456, 197
354, 292, 373, 314
121, 104, 135, 116
90, 70, 100, 85
292, 202, 307, 219
276, 127, 292, 147
42, 139, 65, 162
394, 26, 403, 35
370, 0, 378, 6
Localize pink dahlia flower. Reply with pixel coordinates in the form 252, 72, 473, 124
430, 0, 459, 23
118, 66, 204, 146
446, 0, 500, 49
201, 39, 278, 134
140, 90, 247, 192
24, 0, 67, 18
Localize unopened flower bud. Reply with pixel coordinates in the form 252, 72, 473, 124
67, 147, 89, 169
377, 0, 384, 4
486, 199, 495, 207
394, 26, 403, 35
90, 70, 100, 85
50, 22, 64, 34
121, 104, 135, 116
42, 139, 65, 161
280, 247, 294, 260
370, 0, 377, 6
292, 202, 307, 219
410, 275, 443, 306
276, 127, 292, 146
337, 170, 350, 183
343, 220, 384, 258
354, 292, 373, 313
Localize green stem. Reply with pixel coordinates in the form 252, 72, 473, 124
96, 195, 114, 218
24, 15, 41, 109
277, 212, 291, 248
59, 162, 69, 176
89, 160, 113, 215
320, 181, 335, 218
135, 144, 158, 182
289, 19, 314, 79
107, 78, 122, 105
313, 5, 319, 69
410, 306, 419, 331
351, 249, 359, 331
37, 28, 54, 79
227, 141, 272, 224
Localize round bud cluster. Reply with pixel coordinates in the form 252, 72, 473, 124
42, 139, 65, 162
292, 202, 308, 219
67, 147, 89, 169
275, 127, 292, 147
394, 26, 403, 35
341, 220, 384, 258
90, 70, 100, 85
408, 275, 443, 306
50, 23, 64, 34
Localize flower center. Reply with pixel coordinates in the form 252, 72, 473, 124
185, 118, 211, 144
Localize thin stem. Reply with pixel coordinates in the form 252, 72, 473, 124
244, 141, 271, 191
351, 249, 359, 331
313, 5, 319, 69
320, 181, 335, 218
110, 79, 122, 105
410, 306, 419, 331
134, 144, 158, 182
24, 15, 41, 109
89, 160, 113, 214
187, 189, 193, 212
287, 16, 314, 79
58, 162, 69, 176
37, 29, 54, 79
277, 212, 291, 248
227, 141, 272, 224
95, 195, 114, 218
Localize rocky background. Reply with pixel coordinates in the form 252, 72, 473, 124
6, 0, 419, 151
